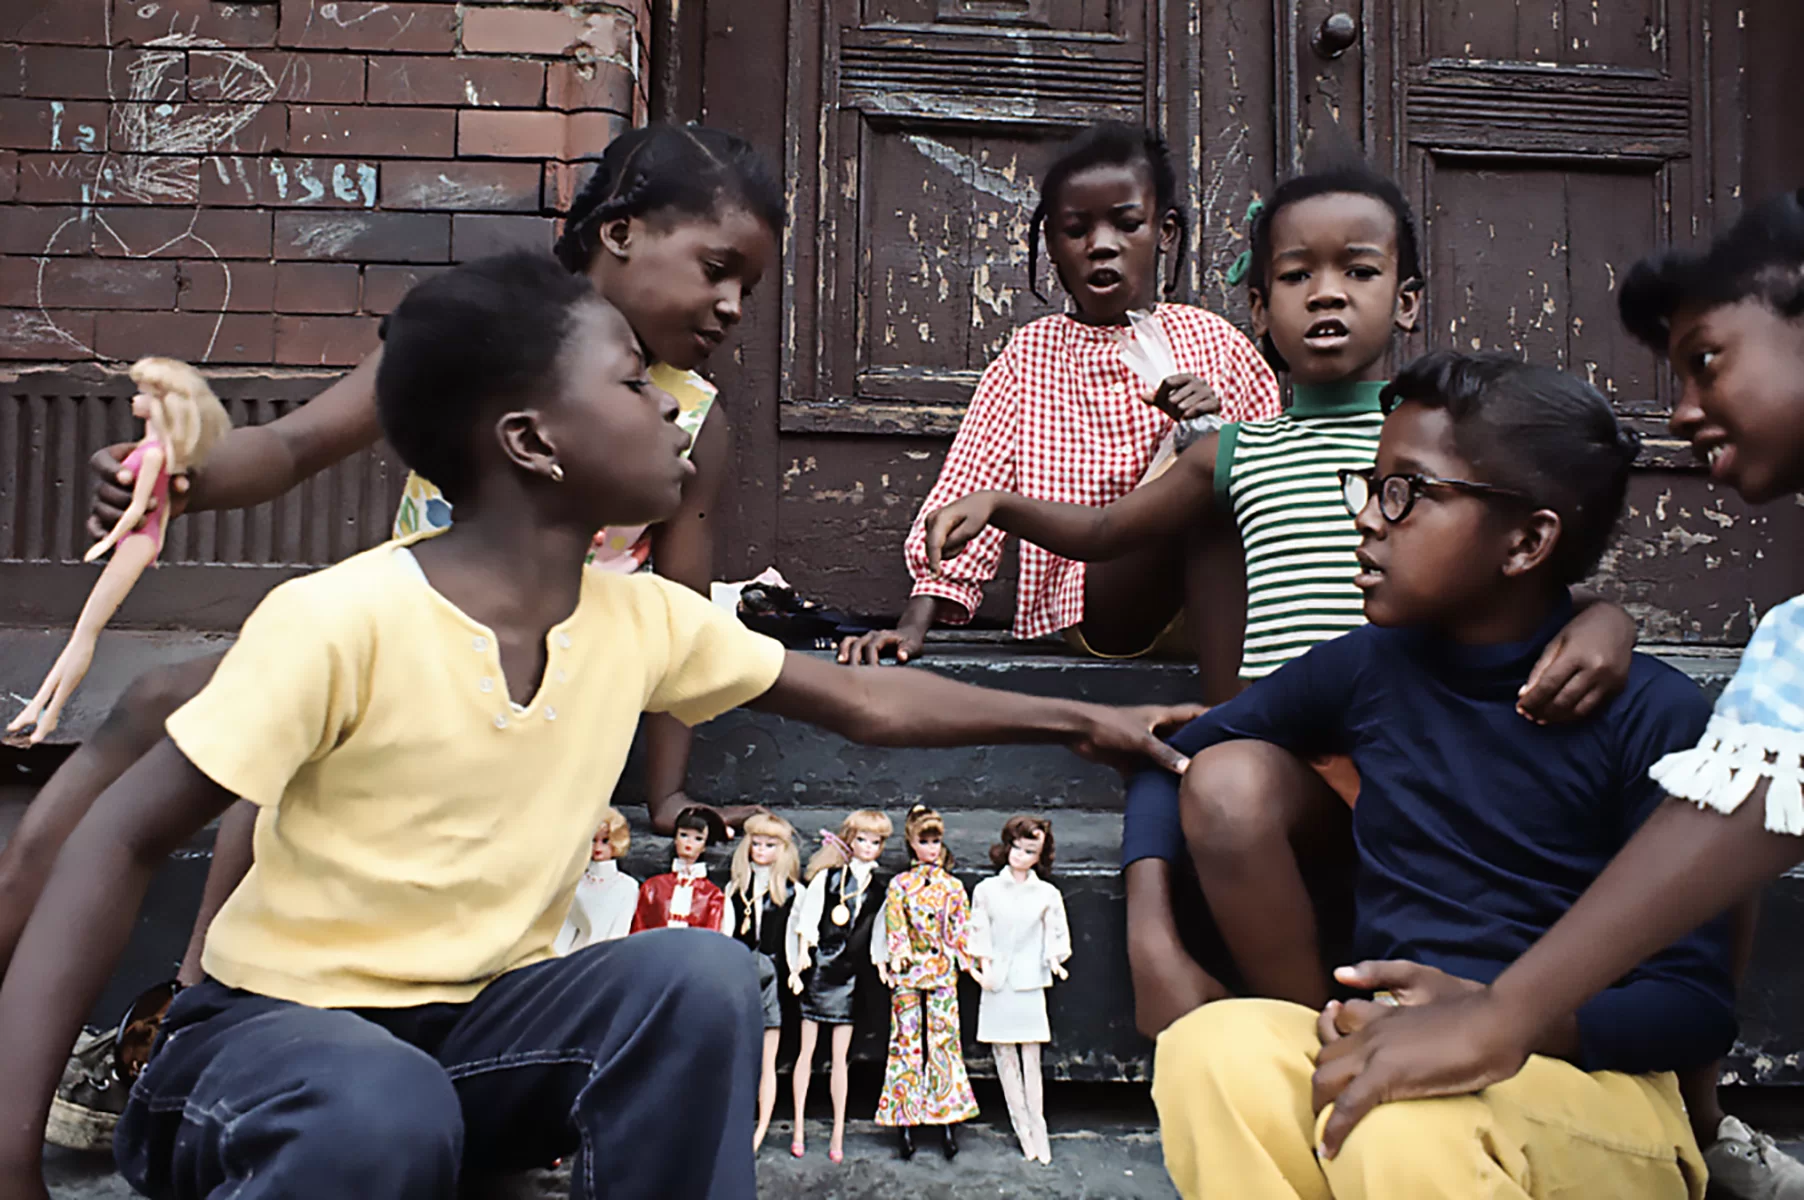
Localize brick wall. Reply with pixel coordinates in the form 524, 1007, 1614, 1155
0, 0, 648, 369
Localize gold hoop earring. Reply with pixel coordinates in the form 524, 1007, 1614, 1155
549, 463, 565, 483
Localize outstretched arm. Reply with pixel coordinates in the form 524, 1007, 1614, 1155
926, 439, 1219, 569
87, 352, 384, 536
751, 653, 1202, 774
1518, 589, 1639, 724
0, 741, 233, 1190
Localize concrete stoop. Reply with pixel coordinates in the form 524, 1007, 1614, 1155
45, 1112, 1178, 1199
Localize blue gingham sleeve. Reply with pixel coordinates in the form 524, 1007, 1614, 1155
1651, 594, 1804, 835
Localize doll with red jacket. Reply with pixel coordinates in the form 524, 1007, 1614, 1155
630, 805, 728, 934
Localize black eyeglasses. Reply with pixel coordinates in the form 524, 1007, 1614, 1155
1339, 468, 1532, 524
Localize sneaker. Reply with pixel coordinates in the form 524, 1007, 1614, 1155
1705, 1116, 1804, 1200
44, 1027, 129, 1153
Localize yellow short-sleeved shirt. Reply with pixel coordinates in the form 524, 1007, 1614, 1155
165, 532, 786, 1009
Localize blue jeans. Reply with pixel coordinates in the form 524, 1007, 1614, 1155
116, 929, 763, 1199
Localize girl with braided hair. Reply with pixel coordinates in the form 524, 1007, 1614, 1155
1, 123, 784, 1148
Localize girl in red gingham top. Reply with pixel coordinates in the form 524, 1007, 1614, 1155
841, 123, 1280, 674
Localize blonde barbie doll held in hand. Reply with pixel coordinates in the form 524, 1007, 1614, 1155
7, 359, 231, 746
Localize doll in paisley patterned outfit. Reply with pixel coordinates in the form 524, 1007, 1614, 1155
871, 804, 980, 1161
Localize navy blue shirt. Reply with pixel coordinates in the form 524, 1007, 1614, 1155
1122, 596, 1735, 1075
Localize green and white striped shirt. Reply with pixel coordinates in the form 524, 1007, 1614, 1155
1213, 381, 1386, 679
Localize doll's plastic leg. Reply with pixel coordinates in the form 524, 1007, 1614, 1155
828, 1022, 854, 1159
1023, 1042, 1051, 1163
11, 536, 156, 744
993, 1043, 1035, 1159
791, 1019, 817, 1156
753, 1027, 780, 1152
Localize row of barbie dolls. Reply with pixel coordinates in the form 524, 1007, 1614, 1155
560, 804, 1071, 1165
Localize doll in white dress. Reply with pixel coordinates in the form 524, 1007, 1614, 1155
968, 815, 1070, 1164
554, 807, 638, 954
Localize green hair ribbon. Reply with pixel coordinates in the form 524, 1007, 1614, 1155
1224, 197, 1268, 288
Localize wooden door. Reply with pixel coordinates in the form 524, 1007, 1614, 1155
1284, 0, 1794, 642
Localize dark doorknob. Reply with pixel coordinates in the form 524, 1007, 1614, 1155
1311, 12, 1360, 59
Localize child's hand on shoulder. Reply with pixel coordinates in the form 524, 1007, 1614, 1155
925, 491, 1005, 571
1517, 600, 1637, 725
1150, 373, 1220, 423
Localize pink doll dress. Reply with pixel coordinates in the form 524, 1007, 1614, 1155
117, 439, 173, 557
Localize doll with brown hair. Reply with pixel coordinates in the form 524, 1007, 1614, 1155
554, 807, 638, 954
726, 809, 800, 1153
785, 808, 892, 1162
969, 815, 1070, 1164
871, 804, 980, 1161
630, 805, 728, 934
7, 358, 231, 746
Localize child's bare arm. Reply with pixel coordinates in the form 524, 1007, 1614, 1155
0, 740, 234, 1187
87, 352, 384, 535
751, 653, 1204, 773
927, 439, 1220, 568
1518, 589, 1637, 723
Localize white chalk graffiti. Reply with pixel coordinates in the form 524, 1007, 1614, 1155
30, 9, 373, 362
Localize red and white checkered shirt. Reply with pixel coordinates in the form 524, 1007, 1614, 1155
905, 305, 1280, 639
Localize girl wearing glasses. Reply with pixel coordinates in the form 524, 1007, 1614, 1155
922, 159, 1641, 1038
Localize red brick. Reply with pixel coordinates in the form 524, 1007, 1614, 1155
274, 314, 379, 365
110, 102, 286, 157
0, 256, 181, 309
290, 105, 454, 158
0, 150, 17, 203
92, 208, 273, 258
273, 211, 449, 263
0, 206, 92, 255
566, 112, 627, 159
0, 100, 108, 152
460, 6, 631, 57
452, 213, 551, 260
187, 49, 365, 104
458, 109, 565, 159
274, 261, 360, 312
383, 160, 539, 212
360, 263, 444, 312
0, 309, 97, 360
95, 311, 275, 364
547, 60, 634, 113
277, 0, 454, 51
200, 155, 378, 208
0, 3, 110, 46
543, 161, 585, 214
9, 46, 185, 101
176, 259, 277, 312
367, 55, 545, 107
14, 154, 105, 203
112, 0, 278, 47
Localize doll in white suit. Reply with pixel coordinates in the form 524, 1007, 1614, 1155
968, 815, 1070, 1164
554, 807, 639, 954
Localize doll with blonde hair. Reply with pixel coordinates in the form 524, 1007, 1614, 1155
725, 810, 800, 1152
554, 807, 638, 954
785, 808, 892, 1162
872, 804, 980, 1160
8, 358, 232, 745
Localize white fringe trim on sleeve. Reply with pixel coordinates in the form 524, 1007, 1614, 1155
1650, 715, 1804, 836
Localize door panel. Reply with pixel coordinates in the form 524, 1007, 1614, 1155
782, 0, 1160, 437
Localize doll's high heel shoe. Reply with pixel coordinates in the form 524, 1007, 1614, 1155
897, 1126, 916, 1160
790, 1138, 805, 1158
941, 1124, 958, 1160
829, 1146, 843, 1164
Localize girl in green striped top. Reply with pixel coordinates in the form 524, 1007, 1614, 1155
923, 161, 1640, 1038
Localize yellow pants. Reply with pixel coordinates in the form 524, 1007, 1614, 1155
1152, 999, 1707, 1200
